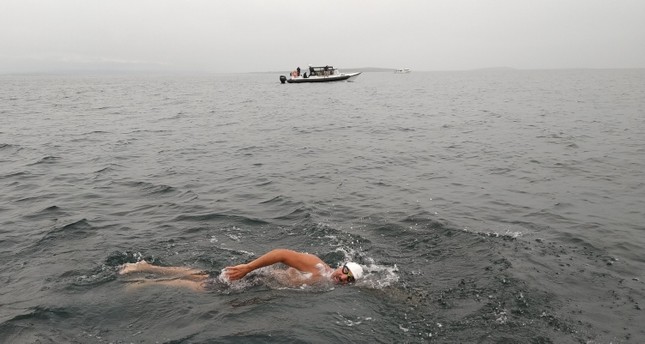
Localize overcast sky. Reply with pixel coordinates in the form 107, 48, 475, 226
1, 0, 644, 73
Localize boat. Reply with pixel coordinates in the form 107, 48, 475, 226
394, 68, 411, 74
280, 65, 361, 84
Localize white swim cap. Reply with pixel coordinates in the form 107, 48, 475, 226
344, 262, 364, 280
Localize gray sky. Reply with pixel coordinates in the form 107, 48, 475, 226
1, 0, 644, 73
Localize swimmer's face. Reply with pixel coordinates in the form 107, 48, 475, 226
331, 265, 355, 285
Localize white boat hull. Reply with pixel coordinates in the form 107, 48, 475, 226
285, 72, 361, 83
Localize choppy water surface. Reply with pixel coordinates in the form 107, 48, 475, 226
1, 69, 644, 343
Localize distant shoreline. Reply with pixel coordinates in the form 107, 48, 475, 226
2, 67, 644, 76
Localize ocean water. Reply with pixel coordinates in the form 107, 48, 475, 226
0, 69, 644, 343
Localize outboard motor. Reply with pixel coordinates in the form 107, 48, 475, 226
279, 75, 287, 84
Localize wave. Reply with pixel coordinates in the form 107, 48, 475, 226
270, 206, 311, 222
127, 129, 171, 134
34, 219, 96, 249
173, 212, 268, 226
0, 306, 75, 343
122, 180, 177, 195
68, 130, 113, 142
92, 163, 125, 175
0, 143, 23, 152
22, 205, 70, 220
27, 156, 61, 166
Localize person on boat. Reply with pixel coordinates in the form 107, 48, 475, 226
118, 248, 364, 291
309, 65, 314, 76
296, 66, 301, 76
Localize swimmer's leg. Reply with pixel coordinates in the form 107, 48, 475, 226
124, 278, 207, 292
119, 261, 207, 277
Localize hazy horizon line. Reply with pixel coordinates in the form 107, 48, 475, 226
2, 66, 644, 77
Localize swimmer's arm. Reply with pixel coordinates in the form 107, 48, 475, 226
224, 249, 324, 280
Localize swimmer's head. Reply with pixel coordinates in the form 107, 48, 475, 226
332, 262, 364, 284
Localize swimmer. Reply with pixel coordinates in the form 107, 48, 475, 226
118, 249, 363, 291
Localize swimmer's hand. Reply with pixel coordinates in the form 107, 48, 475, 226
223, 264, 252, 281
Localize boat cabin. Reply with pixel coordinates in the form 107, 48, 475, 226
307, 65, 337, 77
